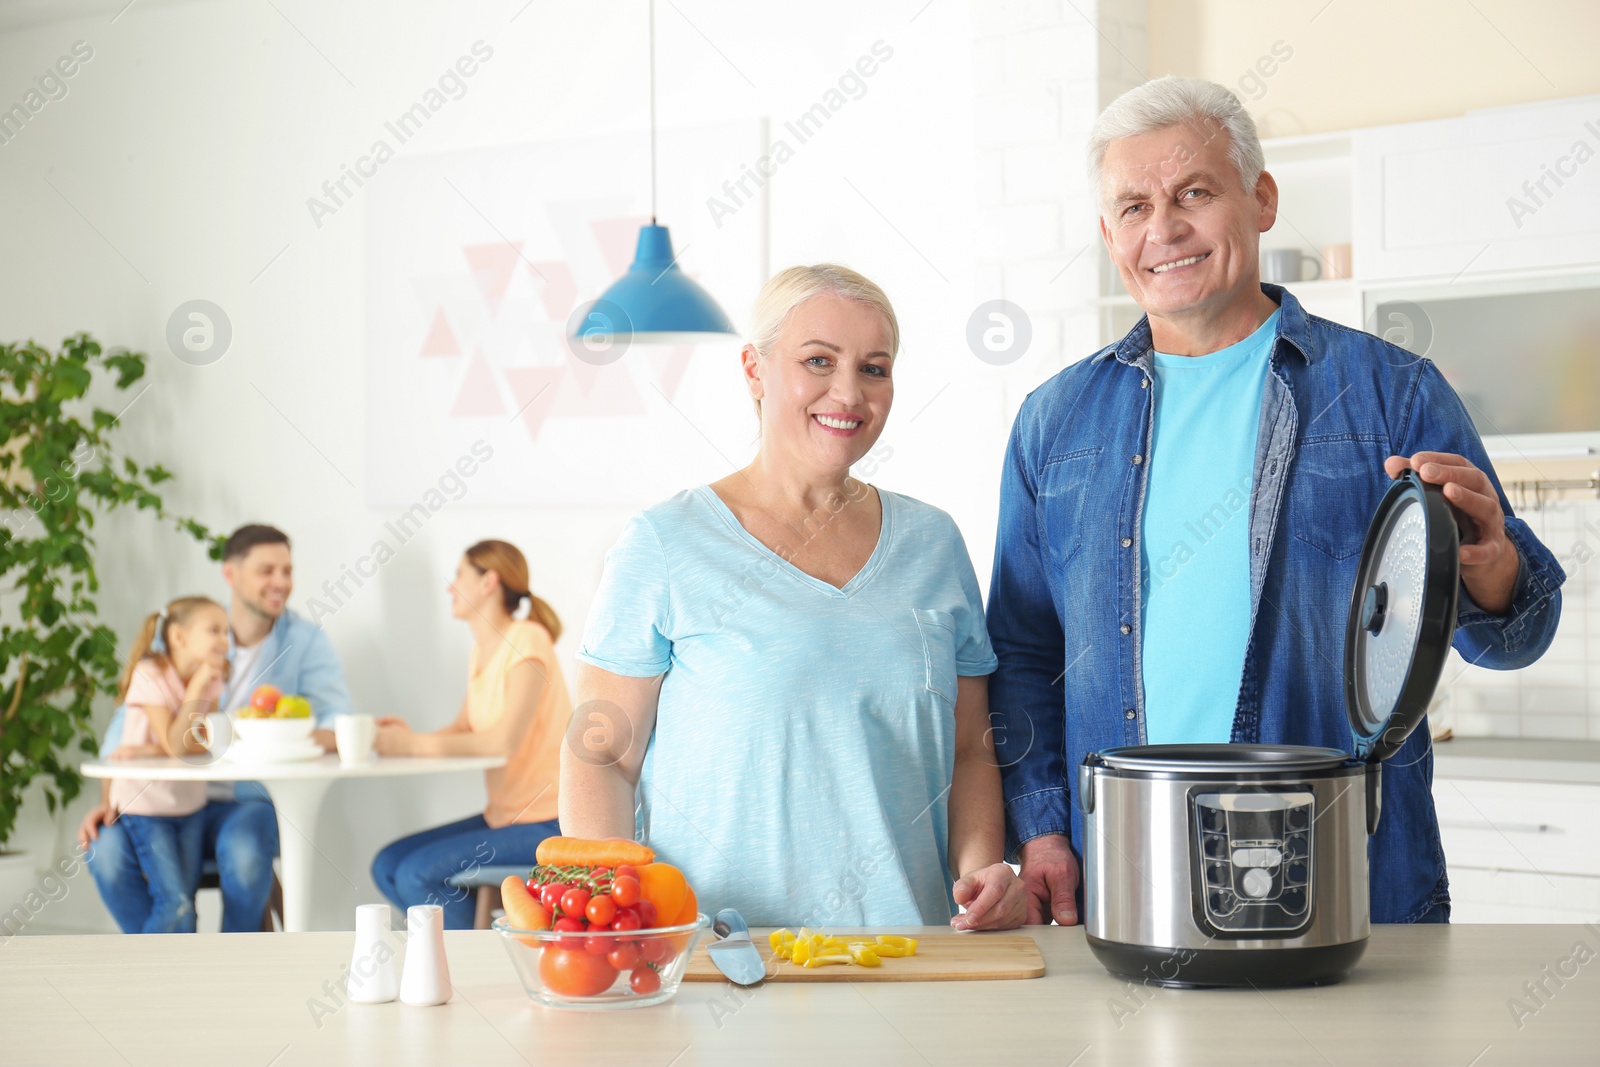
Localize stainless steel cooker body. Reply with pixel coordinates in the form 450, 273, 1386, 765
1079, 744, 1380, 987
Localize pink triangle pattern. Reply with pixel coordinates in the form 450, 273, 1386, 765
419, 307, 460, 357
530, 261, 578, 321
462, 242, 524, 314
647, 345, 695, 403
449, 348, 506, 417
502, 367, 566, 442
588, 216, 650, 278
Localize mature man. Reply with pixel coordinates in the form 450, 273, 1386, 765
988, 77, 1565, 927
80, 524, 354, 932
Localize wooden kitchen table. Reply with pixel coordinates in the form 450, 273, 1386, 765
81, 754, 505, 933
5, 924, 1597, 1065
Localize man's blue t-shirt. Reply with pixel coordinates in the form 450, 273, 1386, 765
1140, 309, 1279, 744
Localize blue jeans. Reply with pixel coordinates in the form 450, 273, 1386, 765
117, 810, 206, 933
88, 801, 280, 933
372, 814, 559, 930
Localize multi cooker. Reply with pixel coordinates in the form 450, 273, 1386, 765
1078, 470, 1462, 987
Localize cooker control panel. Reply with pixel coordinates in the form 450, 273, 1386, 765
1193, 791, 1313, 935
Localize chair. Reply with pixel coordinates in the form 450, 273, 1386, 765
445, 865, 532, 930
196, 860, 284, 932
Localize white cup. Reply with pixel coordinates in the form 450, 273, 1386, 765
335, 714, 378, 765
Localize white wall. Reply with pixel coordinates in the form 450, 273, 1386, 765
0, 0, 1044, 932
1148, 0, 1600, 137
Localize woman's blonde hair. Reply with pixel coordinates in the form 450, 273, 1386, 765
747, 264, 900, 418
118, 596, 226, 701
464, 539, 562, 642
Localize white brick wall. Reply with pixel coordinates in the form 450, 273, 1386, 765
971, 0, 1141, 419
1439, 498, 1600, 740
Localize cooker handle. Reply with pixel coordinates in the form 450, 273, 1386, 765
1365, 762, 1383, 836
1077, 755, 1099, 816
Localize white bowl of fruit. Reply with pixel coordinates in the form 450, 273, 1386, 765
493, 837, 707, 1010
231, 685, 315, 748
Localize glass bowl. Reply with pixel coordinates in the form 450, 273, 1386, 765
492, 913, 710, 1010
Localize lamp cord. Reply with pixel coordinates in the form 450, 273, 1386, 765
649, 0, 657, 225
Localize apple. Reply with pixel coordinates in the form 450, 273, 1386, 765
249, 684, 283, 712
275, 695, 312, 719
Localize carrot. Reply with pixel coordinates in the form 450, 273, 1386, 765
501, 875, 551, 940
535, 836, 655, 869
637, 863, 687, 926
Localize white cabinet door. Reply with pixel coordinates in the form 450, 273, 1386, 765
1353, 97, 1600, 281
1433, 777, 1600, 923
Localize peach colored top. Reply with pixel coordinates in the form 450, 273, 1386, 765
468, 620, 571, 828
111, 660, 222, 817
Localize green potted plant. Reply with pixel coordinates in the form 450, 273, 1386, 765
0, 333, 217, 919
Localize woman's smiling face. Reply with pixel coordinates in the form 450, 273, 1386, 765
748, 293, 895, 475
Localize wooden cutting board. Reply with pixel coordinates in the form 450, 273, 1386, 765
682, 932, 1045, 982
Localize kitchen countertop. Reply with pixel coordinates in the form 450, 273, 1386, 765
6, 925, 1598, 1065
1431, 737, 1600, 784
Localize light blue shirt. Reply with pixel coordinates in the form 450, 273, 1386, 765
578, 485, 998, 926
1140, 310, 1279, 745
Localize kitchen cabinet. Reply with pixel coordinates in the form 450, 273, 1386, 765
1352, 95, 1600, 282
1433, 774, 1600, 923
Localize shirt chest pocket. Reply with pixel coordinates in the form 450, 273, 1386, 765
1289, 436, 1387, 561
1037, 446, 1103, 566
913, 608, 958, 706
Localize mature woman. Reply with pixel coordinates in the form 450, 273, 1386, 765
371, 540, 572, 929
563, 265, 1025, 930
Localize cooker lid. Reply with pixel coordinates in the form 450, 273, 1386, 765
1344, 469, 1460, 763
1096, 743, 1352, 774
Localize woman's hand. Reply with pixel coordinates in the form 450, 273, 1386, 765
951, 862, 1029, 931
375, 720, 415, 756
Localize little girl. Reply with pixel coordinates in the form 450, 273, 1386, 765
107, 596, 230, 933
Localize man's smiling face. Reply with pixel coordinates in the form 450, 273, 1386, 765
1099, 120, 1277, 322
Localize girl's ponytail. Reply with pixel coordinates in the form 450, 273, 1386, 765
118, 612, 165, 701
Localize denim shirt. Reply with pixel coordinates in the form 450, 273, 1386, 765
987, 285, 1566, 924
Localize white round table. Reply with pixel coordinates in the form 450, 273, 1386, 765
81, 754, 506, 932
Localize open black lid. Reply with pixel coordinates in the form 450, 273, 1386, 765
1344, 470, 1461, 763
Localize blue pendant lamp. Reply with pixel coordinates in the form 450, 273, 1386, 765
573, 0, 736, 346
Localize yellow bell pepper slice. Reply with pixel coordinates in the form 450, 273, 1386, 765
801, 953, 853, 968
848, 945, 882, 967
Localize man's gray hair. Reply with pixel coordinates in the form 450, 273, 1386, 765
1087, 76, 1264, 208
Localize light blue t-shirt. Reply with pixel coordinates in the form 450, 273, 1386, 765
578, 485, 998, 926
1140, 309, 1279, 745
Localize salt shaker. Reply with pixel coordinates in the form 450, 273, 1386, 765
399, 904, 452, 1006
346, 903, 399, 1004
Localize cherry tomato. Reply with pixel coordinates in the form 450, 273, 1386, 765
540, 948, 618, 997
636, 901, 658, 929
613, 864, 638, 882
552, 915, 586, 950
608, 941, 641, 970
640, 937, 674, 965
591, 867, 612, 881
629, 966, 662, 995
586, 895, 618, 926
539, 882, 569, 912
611, 875, 641, 908
560, 887, 592, 918
584, 935, 613, 956
611, 911, 642, 932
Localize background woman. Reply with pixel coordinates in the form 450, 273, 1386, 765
562, 264, 1026, 931
370, 540, 572, 929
